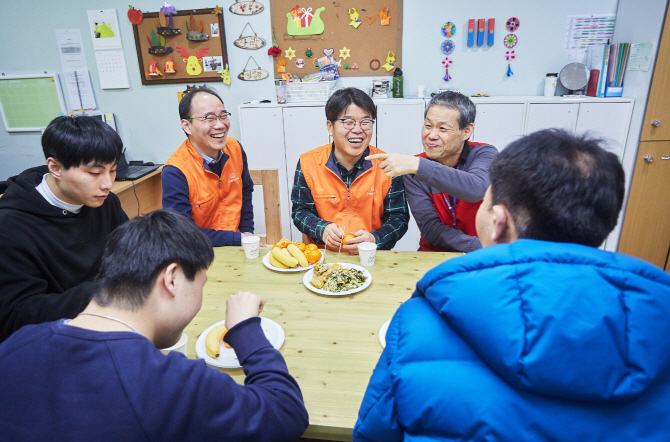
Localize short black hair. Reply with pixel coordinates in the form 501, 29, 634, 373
325, 87, 376, 122
425, 91, 476, 130
42, 116, 123, 169
489, 129, 625, 247
93, 209, 215, 309
178, 85, 224, 120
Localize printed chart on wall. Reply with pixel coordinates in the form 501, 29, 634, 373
271, 0, 402, 78
0, 75, 67, 132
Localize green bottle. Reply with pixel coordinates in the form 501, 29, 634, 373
392, 68, 403, 98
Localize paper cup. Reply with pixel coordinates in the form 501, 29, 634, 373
358, 242, 377, 267
417, 85, 427, 98
160, 333, 188, 356
242, 235, 261, 259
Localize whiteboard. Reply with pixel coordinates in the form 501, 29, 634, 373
0, 74, 67, 132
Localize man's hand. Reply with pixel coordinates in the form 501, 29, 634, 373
341, 230, 376, 254
322, 223, 345, 249
226, 291, 264, 330
366, 153, 420, 177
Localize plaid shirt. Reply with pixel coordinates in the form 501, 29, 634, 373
291, 146, 409, 250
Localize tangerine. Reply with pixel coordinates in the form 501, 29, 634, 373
306, 243, 318, 251
343, 234, 356, 245
295, 242, 306, 252
305, 249, 321, 264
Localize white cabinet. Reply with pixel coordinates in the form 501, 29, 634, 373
472, 103, 525, 151
526, 103, 579, 134
575, 102, 633, 158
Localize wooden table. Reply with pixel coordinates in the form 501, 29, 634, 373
111, 168, 163, 219
184, 247, 461, 441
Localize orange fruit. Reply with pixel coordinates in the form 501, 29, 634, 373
343, 234, 356, 245
295, 242, 306, 252
305, 249, 321, 264
275, 238, 292, 248
306, 243, 318, 251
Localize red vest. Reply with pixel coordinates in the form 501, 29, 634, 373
418, 142, 486, 252
165, 138, 244, 231
300, 144, 392, 242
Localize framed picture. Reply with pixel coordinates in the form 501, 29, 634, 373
132, 7, 229, 85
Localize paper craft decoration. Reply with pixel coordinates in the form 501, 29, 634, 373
305, 48, 313, 58
165, 58, 176, 73
128, 5, 143, 24
219, 64, 231, 84
442, 57, 452, 82
239, 56, 269, 81
487, 19, 495, 45
348, 8, 362, 28
176, 46, 208, 75
213, 5, 223, 15
290, 6, 301, 28
285, 47, 296, 59
370, 59, 380, 70
147, 30, 172, 54
323, 48, 334, 57
186, 15, 210, 41
504, 34, 518, 48
442, 22, 455, 38
365, 15, 376, 25
158, 3, 180, 35
230, 0, 265, 15
276, 54, 287, 73
467, 19, 475, 46
147, 61, 163, 76
379, 6, 390, 26
296, 58, 305, 68
441, 40, 455, 55
344, 63, 351, 69
234, 23, 266, 49
382, 51, 395, 71
352, 63, 359, 69
339, 47, 351, 60
286, 6, 325, 35
506, 17, 520, 32
506, 50, 515, 77
477, 19, 485, 46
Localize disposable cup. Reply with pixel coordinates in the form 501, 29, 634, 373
242, 235, 261, 259
358, 242, 377, 267
417, 85, 427, 97
160, 333, 188, 356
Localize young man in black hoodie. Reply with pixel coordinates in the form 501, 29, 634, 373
0, 116, 128, 342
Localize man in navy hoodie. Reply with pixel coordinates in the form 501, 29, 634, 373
0, 116, 128, 342
354, 129, 670, 441
0, 209, 309, 441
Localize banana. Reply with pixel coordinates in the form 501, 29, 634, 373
269, 253, 289, 269
281, 248, 299, 266
287, 244, 309, 267
272, 247, 297, 267
205, 324, 227, 358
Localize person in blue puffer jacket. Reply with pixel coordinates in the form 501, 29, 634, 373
354, 128, 670, 442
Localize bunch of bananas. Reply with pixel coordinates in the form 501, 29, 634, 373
205, 323, 231, 358
270, 244, 309, 269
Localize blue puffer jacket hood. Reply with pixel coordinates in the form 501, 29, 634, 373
414, 239, 670, 403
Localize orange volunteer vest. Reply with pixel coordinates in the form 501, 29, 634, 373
165, 138, 244, 231
299, 144, 392, 242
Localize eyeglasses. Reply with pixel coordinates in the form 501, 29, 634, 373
336, 118, 375, 131
190, 111, 232, 125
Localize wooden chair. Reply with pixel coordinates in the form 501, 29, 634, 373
249, 169, 282, 245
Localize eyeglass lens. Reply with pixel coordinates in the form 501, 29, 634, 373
342, 119, 373, 130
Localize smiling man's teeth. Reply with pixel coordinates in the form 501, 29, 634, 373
348, 138, 363, 143
211, 133, 226, 138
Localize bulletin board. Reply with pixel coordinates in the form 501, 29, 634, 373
271, 0, 403, 78
0, 74, 67, 132
132, 8, 228, 85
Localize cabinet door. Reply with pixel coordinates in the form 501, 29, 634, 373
283, 106, 330, 242
376, 102, 425, 251
239, 107, 292, 241
526, 103, 579, 134
471, 103, 524, 151
575, 102, 632, 158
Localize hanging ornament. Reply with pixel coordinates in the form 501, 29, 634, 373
339, 47, 351, 60
352, 63, 359, 69
305, 48, 313, 58
267, 28, 281, 57
218, 64, 231, 85
348, 8, 362, 28
295, 58, 305, 68
505, 50, 515, 77
506, 17, 520, 31
238, 56, 268, 80
276, 54, 287, 73
442, 57, 452, 82
344, 63, 351, 69
504, 34, 518, 48
442, 22, 456, 38
234, 23, 266, 49
285, 47, 296, 60
379, 6, 391, 26
230, 0, 265, 16
441, 40, 455, 55
382, 51, 395, 71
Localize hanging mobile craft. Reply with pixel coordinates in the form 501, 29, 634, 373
379, 6, 391, 26
441, 40, 455, 55
230, 0, 265, 16
506, 17, 520, 32
348, 8, 362, 28
382, 51, 395, 71
504, 34, 518, 48
442, 22, 456, 38
239, 56, 269, 80
234, 23, 266, 49
442, 57, 452, 82
505, 50, 515, 77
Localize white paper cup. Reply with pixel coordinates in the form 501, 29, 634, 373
417, 85, 427, 97
358, 242, 377, 267
160, 333, 188, 356
242, 235, 261, 259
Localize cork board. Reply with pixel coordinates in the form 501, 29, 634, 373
270, 1, 402, 78
132, 8, 228, 85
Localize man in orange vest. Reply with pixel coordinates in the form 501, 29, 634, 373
367, 91, 498, 252
291, 88, 409, 252
162, 86, 255, 246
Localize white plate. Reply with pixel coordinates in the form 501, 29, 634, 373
195, 318, 285, 368
379, 319, 391, 348
302, 263, 372, 296
262, 250, 324, 272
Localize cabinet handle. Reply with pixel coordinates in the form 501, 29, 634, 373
644, 155, 654, 162
652, 120, 661, 126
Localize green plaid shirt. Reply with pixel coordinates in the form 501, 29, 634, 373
291, 147, 409, 250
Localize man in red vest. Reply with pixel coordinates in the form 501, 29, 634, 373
162, 86, 255, 247
291, 88, 409, 252
368, 92, 498, 252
